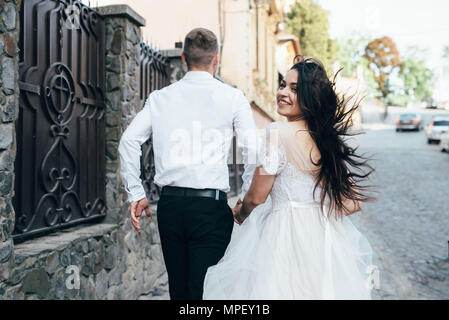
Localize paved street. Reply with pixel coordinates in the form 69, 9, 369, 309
348, 106, 449, 299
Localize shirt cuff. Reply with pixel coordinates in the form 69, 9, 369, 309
125, 184, 147, 203
239, 190, 246, 201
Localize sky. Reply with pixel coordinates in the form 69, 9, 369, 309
285, 0, 449, 70
86, 0, 449, 70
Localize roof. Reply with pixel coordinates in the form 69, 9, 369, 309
277, 33, 302, 55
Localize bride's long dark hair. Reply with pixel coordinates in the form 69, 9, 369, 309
291, 55, 375, 218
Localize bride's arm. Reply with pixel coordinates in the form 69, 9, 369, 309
341, 177, 362, 216
341, 197, 362, 216
234, 166, 276, 224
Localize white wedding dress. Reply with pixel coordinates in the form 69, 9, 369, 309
203, 121, 374, 300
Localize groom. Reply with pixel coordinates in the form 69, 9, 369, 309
118, 28, 259, 300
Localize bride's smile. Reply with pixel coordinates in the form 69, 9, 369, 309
276, 69, 302, 121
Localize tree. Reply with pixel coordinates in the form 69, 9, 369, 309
443, 43, 449, 61
364, 36, 401, 98
398, 47, 434, 102
285, 0, 338, 70
335, 32, 379, 99
336, 32, 371, 77
443, 42, 449, 73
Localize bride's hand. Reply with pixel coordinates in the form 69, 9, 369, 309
232, 199, 244, 225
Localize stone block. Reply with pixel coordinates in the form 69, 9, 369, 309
0, 261, 10, 281
105, 126, 120, 141
95, 269, 109, 299
81, 252, 94, 277
70, 251, 83, 269
1, 96, 15, 122
59, 248, 71, 267
0, 171, 13, 196
0, 149, 13, 171
125, 22, 140, 45
107, 284, 120, 300
3, 4, 16, 31
88, 238, 97, 251
111, 29, 123, 55
4, 284, 24, 300
105, 111, 120, 127
4, 33, 15, 57
1, 57, 15, 95
106, 55, 121, 74
106, 89, 120, 111
106, 141, 118, 161
92, 241, 105, 274
0, 239, 12, 263
0, 124, 13, 150
22, 268, 50, 299
45, 251, 59, 275
80, 275, 96, 300
104, 245, 116, 271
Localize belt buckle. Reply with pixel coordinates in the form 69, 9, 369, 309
215, 189, 219, 200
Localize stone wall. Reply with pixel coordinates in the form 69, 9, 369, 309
0, 0, 20, 298
0, 3, 184, 300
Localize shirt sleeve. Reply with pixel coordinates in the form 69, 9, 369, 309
118, 95, 153, 203
232, 90, 260, 200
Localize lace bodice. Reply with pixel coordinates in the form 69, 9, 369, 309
259, 122, 323, 210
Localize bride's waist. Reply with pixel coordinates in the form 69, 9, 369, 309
272, 200, 325, 211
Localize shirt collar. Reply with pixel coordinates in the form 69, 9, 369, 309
183, 71, 214, 81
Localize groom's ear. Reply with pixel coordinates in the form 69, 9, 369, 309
181, 51, 186, 64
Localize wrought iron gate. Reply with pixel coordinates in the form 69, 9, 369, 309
13, 0, 106, 241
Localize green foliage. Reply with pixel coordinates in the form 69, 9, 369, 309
285, 0, 337, 70
397, 46, 434, 102
336, 32, 371, 77
335, 33, 378, 99
385, 94, 410, 107
443, 43, 449, 60
359, 55, 380, 100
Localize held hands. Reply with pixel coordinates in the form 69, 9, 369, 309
232, 198, 245, 225
129, 197, 151, 232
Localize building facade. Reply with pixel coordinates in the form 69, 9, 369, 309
88, 0, 287, 129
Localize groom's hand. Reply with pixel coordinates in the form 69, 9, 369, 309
130, 197, 151, 232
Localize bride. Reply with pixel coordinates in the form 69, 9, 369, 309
203, 56, 375, 300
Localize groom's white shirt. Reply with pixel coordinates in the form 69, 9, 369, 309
118, 71, 259, 203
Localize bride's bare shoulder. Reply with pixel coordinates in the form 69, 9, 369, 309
294, 130, 321, 167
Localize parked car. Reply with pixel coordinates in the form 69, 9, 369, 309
395, 113, 422, 131
440, 132, 449, 152
426, 101, 438, 109
426, 117, 449, 144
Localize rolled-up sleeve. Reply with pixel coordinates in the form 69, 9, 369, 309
232, 90, 260, 200
118, 96, 153, 203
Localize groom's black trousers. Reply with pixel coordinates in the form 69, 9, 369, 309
156, 189, 234, 300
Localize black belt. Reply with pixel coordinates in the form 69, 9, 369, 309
161, 186, 227, 201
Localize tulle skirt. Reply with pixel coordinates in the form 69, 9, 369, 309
203, 197, 374, 300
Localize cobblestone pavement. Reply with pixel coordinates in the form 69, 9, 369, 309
348, 106, 449, 300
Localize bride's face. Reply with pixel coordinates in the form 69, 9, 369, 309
276, 69, 301, 119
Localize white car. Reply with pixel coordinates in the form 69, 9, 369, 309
426, 117, 449, 144
441, 132, 449, 152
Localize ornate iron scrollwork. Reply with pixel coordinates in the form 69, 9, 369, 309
13, 0, 106, 241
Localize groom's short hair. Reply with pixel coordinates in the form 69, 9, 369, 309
183, 28, 218, 68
